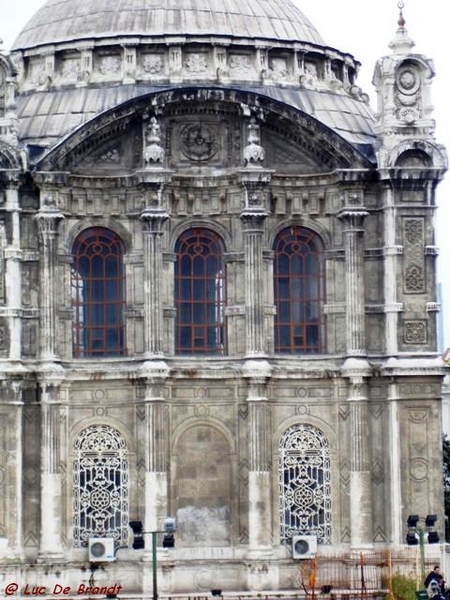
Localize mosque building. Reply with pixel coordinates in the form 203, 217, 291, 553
0, 0, 447, 593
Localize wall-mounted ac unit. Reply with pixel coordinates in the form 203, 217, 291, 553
89, 537, 115, 562
292, 534, 317, 559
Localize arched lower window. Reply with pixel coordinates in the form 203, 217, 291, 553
72, 227, 125, 357
73, 425, 129, 547
175, 228, 226, 355
273, 226, 326, 354
279, 423, 331, 544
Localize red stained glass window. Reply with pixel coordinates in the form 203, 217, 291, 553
175, 228, 226, 355
72, 227, 125, 357
273, 227, 326, 354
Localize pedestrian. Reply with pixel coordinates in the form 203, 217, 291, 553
425, 567, 442, 589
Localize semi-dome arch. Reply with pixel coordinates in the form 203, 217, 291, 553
35, 86, 375, 173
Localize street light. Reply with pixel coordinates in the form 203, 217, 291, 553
406, 514, 440, 588
129, 518, 176, 600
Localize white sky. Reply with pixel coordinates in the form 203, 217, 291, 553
2, 0, 449, 346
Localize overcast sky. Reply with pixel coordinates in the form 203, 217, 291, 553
2, 0, 449, 346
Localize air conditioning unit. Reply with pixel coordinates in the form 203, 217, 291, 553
292, 534, 317, 559
89, 537, 115, 562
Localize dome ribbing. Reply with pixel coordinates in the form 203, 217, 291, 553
12, 0, 325, 50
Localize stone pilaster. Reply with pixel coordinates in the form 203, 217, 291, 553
35, 199, 64, 363
239, 169, 272, 357
381, 182, 402, 355
135, 142, 172, 361
337, 189, 374, 547
387, 380, 402, 545
3, 182, 22, 360
38, 380, 65, 560
137, 363, 169, 558
0, 382, 25, 559
337, 202, 368, 356
140, 207, 169, 358
243, 360, 272, 558
342, 364, 373, 548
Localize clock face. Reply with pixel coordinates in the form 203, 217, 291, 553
180, 123, 219, 162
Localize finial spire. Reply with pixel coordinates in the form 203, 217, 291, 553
397, 1, 406, 29
389, 0, 414, 53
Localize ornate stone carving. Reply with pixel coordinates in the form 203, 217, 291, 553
404, 218, 423, 244
301, 62, 320, 88
403, 218, 425, 293
395, 63, 421, 123
410, 457, 428, 482
99, 55, 120, 75
0, 324, 7, 351
29, 59, 48, 86
404, 320, 427, 344
396, 67, 420, 96
98, 145, 120, 164
180, 123, 218, 162
405, 264, 424, 292
326, 70, 343, 92
243, 118, 265, 166
60, 58, 80, 82
269, 57, 288, 79
143, 116, 165, 165
229, 54, 253, 74
142, 54, 164, 74
185, 53, 208, 74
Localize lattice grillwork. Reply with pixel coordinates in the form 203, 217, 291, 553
73, 425, 129, 547
279, 423, 331, 544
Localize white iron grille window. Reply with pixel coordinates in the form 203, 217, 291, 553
279, 423, 331, 544
73, 425, 129, 547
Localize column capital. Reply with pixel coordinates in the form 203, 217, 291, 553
337, 207, 369, 230
140, 207, 170, 234
35, 202, 64, 234
239, 207, 269, 232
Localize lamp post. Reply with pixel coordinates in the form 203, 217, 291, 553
129, 518, 176, 600
406, 514, 440, 590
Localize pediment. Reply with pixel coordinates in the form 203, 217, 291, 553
264, 129, 326, 174
70, 123, 142, 175
36, 87, 372, 173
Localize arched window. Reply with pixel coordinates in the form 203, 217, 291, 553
273, 227, 325, 354
279, 423, 331, 544
175, 228, 226, 355
73, 425, 129, 546
71, 227, 125, 357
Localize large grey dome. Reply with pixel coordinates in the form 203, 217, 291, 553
12, 0, 325, 50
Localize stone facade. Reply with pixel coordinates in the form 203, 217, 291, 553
0, 0, 447, 594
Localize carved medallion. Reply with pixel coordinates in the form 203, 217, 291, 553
142, 54, 164, 74
270, 57, 288, 79
229, 54, 252, 74
404, 320, 427, 344
180, 123, 218, 162
396, 67, 420, 96
99, 56, 120, 75
185, 53, 208, 74
61, 58, 80, 81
